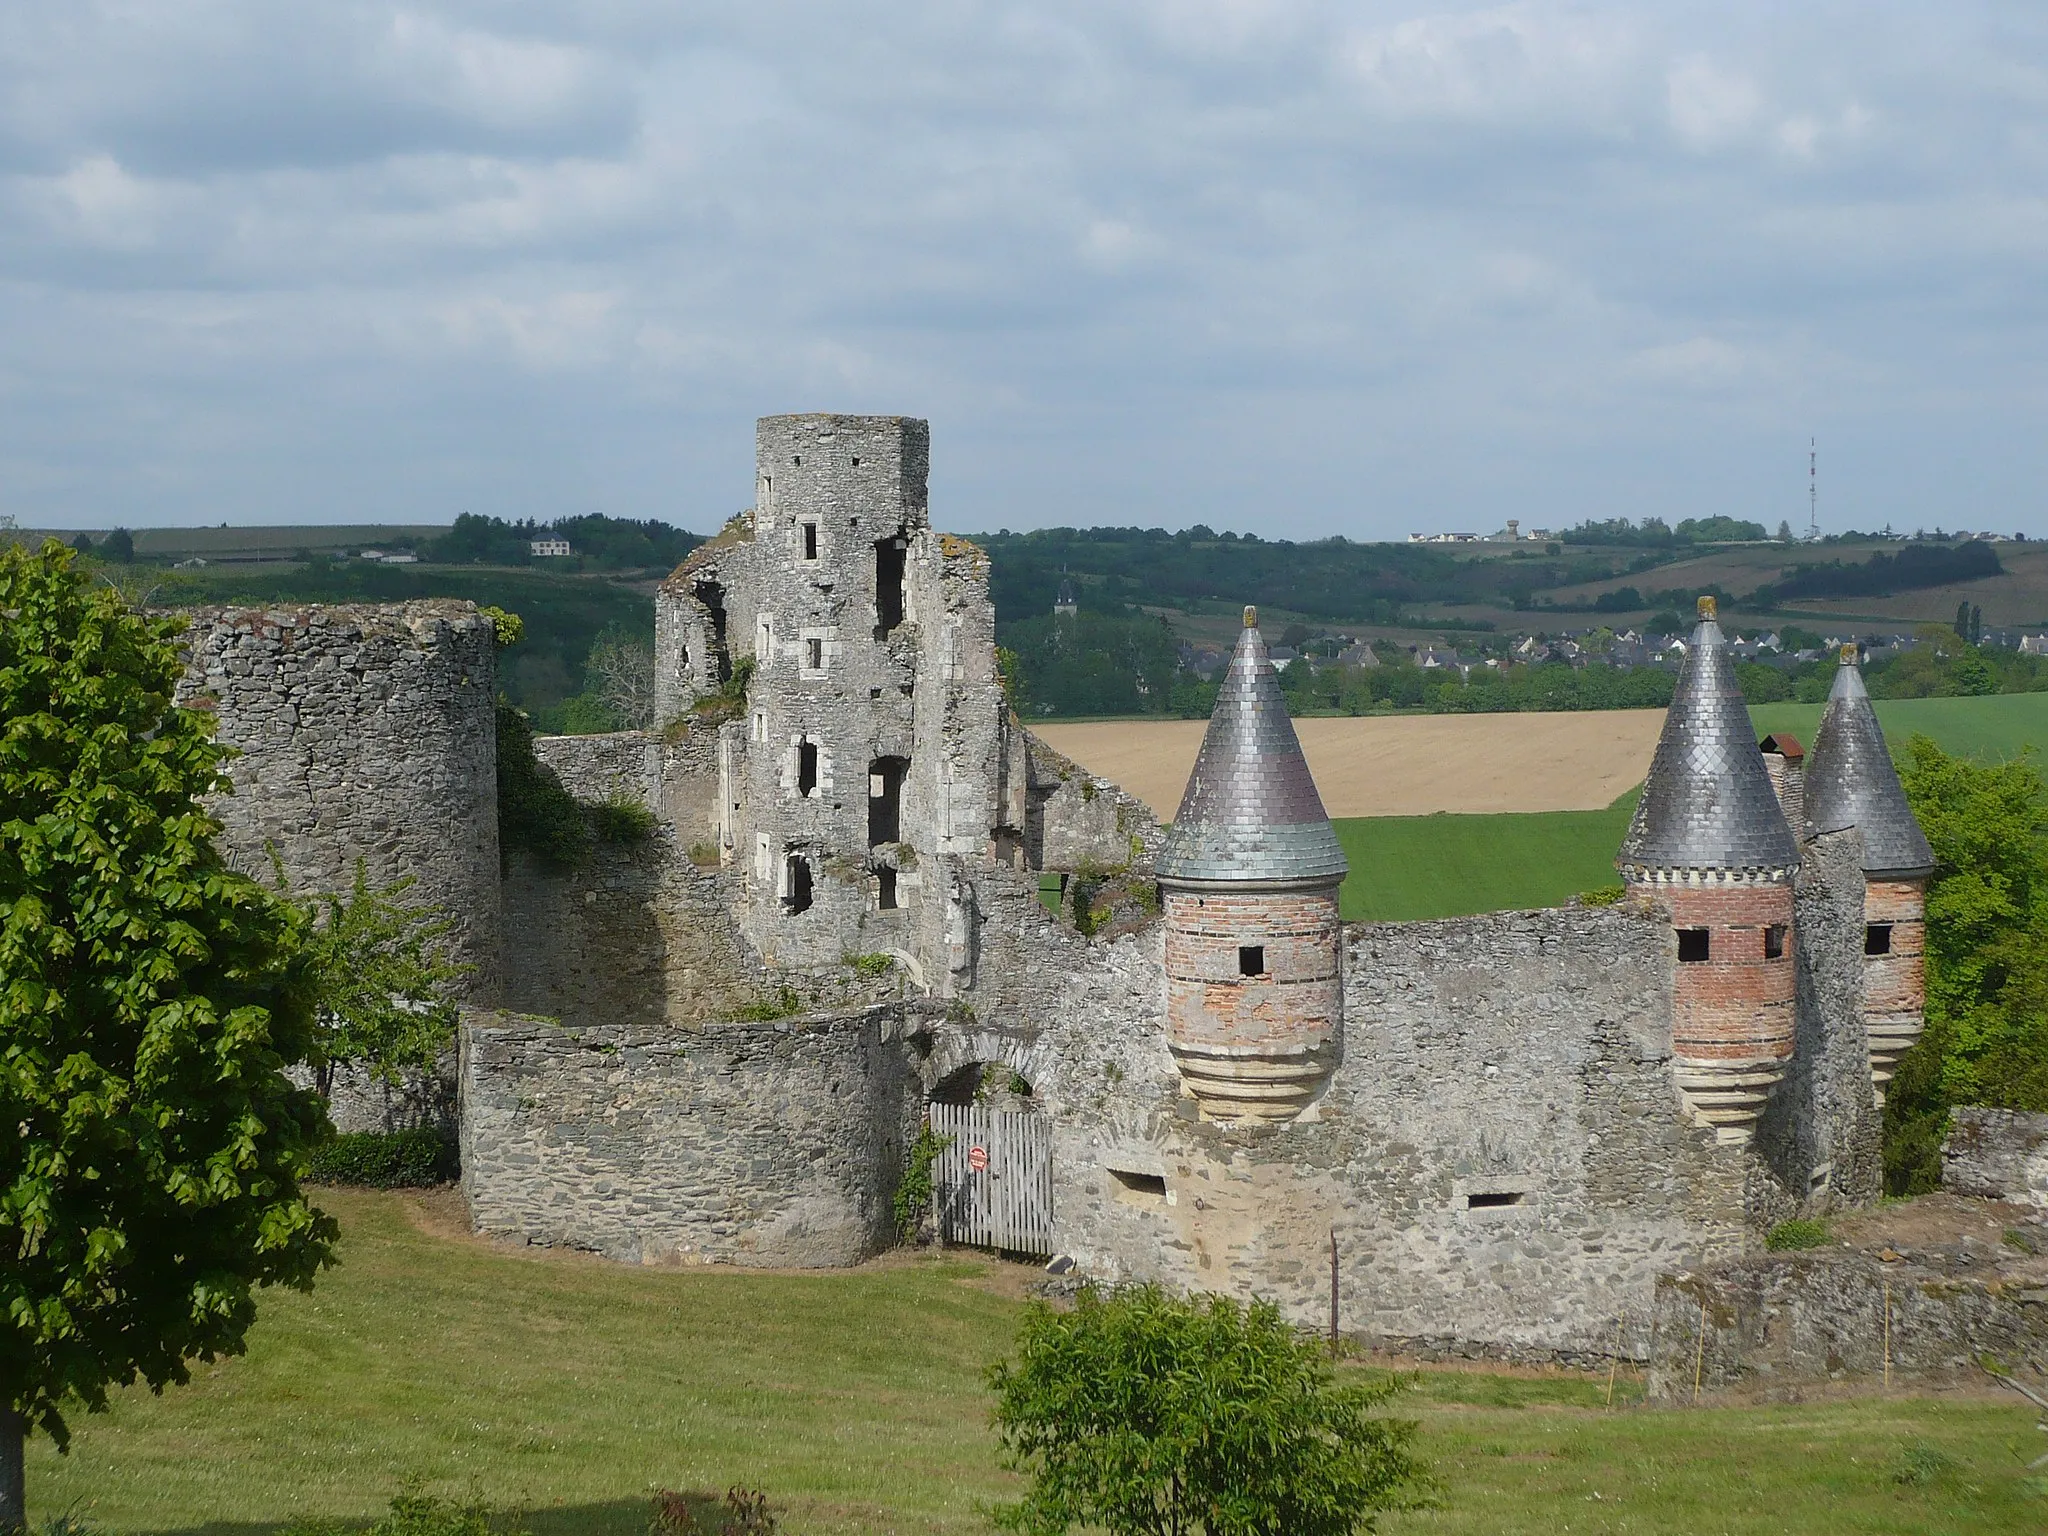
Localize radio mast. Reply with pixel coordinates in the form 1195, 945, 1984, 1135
1806, 438, 1819, 541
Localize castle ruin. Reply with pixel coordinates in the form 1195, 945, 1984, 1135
179, 413, 1930, 1362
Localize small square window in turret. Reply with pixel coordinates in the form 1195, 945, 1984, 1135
1765, 925, 1787, 960
1677, 928, 1710, 963
1865, 924, 1893, 956
1238, 945, 1264, 977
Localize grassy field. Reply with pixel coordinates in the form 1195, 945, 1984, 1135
1335, 793, 1639, 921
1750, 692, 2048, 763
1331, 694, 2044, 921
26, 1190, 2044, 1535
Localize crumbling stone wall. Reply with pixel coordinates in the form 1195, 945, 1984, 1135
1646, 1245, 2048, 1396
1755, 828, 1884, 1215
1032, 903, 1756, 1358
176, 602, 500, 989
460, 1006, 915, 1266
1945, 1109, 2048, 1206
498, 835, 764, 1033
1024, 732, 1162, 874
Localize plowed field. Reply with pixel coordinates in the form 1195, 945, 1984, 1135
1033, 710, 1669, 818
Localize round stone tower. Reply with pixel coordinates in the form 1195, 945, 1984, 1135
1803, 644, 1936, 1102
1618, 596, 1801, 1144
1157, 607, 1349, 1124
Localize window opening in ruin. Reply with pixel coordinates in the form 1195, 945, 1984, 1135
806, 637, 824, 671
797, 740, 819, 798
1866, 923, 1893, 956
784, 853, 813, 914
1677, 928, 1710, 963
1238, 944, 1265, 977
1765, 925, 1787, 960
1109, 1168, 1168, 1200
877, 867, 899, 910
852, 456, 862, 466
753, 711, 766, 742
801, 521, 819, 561
875, 536, 907, 634
869, 756, 908, 845
693, 580, 730, 683
1465, 1191, 1525, 1209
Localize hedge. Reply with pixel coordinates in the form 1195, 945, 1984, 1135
306, 1128, 459, 1188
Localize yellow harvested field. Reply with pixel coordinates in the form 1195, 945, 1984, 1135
1033, 709, 1669, 818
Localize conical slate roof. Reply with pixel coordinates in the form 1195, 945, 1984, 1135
1804, 647, 1934, 878
1619, 599, 1799, 876
1158, 609, 1348, 884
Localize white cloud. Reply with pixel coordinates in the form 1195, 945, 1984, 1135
0, 2, 2044, 535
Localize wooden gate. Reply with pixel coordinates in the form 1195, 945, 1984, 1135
929, 1101, 1054, 1257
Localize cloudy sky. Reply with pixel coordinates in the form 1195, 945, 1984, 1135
1, 3, 2043, 539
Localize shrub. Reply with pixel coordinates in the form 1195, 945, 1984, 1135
496, 707, 589, 869
894, 1123, 953, 1241
307, 1129, 458, 1189
593, 795, 658, 843
988, 1284, 1426, 1536
286, 1488, 527, 1536
844, 951, 896, 979
1764, 1218, 1831, 1251
733, 986, 801, 1022
649, 1487, 777, 1536
1577, 885, 1625, 907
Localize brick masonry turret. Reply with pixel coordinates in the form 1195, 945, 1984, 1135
1803, 645, 1935, 1102
1157, 608, 1348, 1123
1619, 597, 1800, 1144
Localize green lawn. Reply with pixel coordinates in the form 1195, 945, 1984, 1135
25, 1191, 2045, 1534
1750, 691, 2048, 764
1336, 693, 2046, 922
1335, 793, 1639, 922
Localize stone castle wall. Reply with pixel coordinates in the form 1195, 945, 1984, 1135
175, 602, 500, 989
461, 1006, 915, 1266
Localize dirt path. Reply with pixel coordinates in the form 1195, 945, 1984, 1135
1032, 710, 1668, 818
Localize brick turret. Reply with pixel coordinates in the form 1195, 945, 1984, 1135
1803, 645, 1936, 1102
1618, 597, 1800, 1144
1157, 607, 1348, 1124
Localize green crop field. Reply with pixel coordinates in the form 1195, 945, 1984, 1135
24, 1189, 2042, 1534
1335, 694, 2046, 922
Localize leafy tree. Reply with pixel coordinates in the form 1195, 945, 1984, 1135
1884, 737, 2048, 1192
67, 535, 92, 555
0, 542, 337, 1523
295, 862, 468, 1093
100, 527, 134, 563
987, 1284, 1424, 1536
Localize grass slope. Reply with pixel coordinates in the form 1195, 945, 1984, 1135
1335, 694, 2045, 922
26, 1191, 2044, 1534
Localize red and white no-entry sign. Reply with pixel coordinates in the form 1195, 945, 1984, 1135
967, 1145, 989, 1173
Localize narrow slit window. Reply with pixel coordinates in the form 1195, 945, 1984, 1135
874, 536, 907, 633
1466, 1191, 1524, 1210
797, 740, 819, 797
1238, 944, 1265, 977
806, 637, 824, 671
1764, 925, 1787, 960
877, 867, 898, 910
1677, 928, 1710, 963
801, 521, 819, 561
1865, 923, 1893, 956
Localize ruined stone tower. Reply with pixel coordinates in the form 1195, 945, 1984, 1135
1156, 607, 1348, 1123
1618, 596, 1800, 1143
1803, 644, 1935, 1102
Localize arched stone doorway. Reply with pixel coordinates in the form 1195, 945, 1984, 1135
927, 1055, 1053, 1258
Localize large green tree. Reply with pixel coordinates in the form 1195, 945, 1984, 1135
0, 542, 337, 1524
1884, 736, 2048, 1192
988, 1284, 1423, 1536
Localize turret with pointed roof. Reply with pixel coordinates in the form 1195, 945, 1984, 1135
1619, 600, 1799, 881
1159, 610, 1348, 885
1158, 607, 1346, 1125
1618, 597, 1798, 1145
1804, 645, 1935, 1101
1804, 648, 1933, 879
